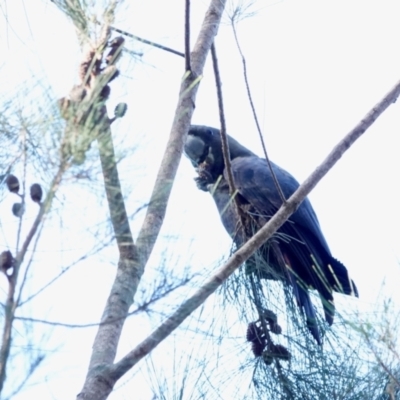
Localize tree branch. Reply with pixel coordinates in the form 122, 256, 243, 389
77, 1, 228, 398
135, 0, 228, 269
0, 163, 66, 393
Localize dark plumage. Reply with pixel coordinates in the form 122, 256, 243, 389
184, 125, 358, 344
6, 174, 20, 194
30, 183, 43, 204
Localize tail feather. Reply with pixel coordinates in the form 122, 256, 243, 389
290, 276, 322, 345
328, 257, 359, 297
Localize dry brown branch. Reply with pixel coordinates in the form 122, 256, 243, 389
108, 77, 400, 380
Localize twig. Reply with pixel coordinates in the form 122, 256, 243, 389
231, 21, 286, 204
185, 0, 191, 70
0, 163, 66, 392
363, 332, 400, 390
110, 26, 185, 58
15, 275, 192, 329
15, 218, 45, 306
18, 234, 116, 307
5, 354, 44, 400
210, 42, 247, 230
108, 77, 400, 380
210, 43, 234, 195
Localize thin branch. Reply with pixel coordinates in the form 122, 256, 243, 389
15, 130, 27, 252
231, 21, 286, 204
210, 42, 246, 228
15, 217, 45, 307
4, 354, 44, 400
110, 26, 185, 58
185, 0, 191, 70
15, 274, 193, 329
109, 77, 400, 380
210, 43, 234, 195
18, 233, 114, 307
0, 163, 66, 393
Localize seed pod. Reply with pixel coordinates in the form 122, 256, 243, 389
273, 344, 291, 360
269, 322, 282, 335
113, 103, 127, 119
246, 322, 265, 343
30, 183, 43, 204
251, 340, 266, 357
0, 250, 13, 273
246, 322, 259, 343
267, 344, 291, 361
262, 309, 277, 324
100, 85, 111, 100
12, 203, 24, 218
248, 321, 266, 357
262, 352, 274, 365
6, 175, 20, 194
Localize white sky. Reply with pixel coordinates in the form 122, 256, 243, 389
1, 0, 400, 398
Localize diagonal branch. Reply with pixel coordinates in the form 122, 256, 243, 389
110, 26, 185, 58
109, 77, 400, 379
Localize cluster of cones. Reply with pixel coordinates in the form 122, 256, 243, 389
58, 36, 128, 165
5, 174, 43, 218
246, 310, 291, 365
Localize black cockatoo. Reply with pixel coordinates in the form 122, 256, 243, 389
184, 125, 358, 344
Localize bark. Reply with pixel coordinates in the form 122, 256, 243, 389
77, 0, 228, 399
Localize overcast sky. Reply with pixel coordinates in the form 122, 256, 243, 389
1, 0, 400, 398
